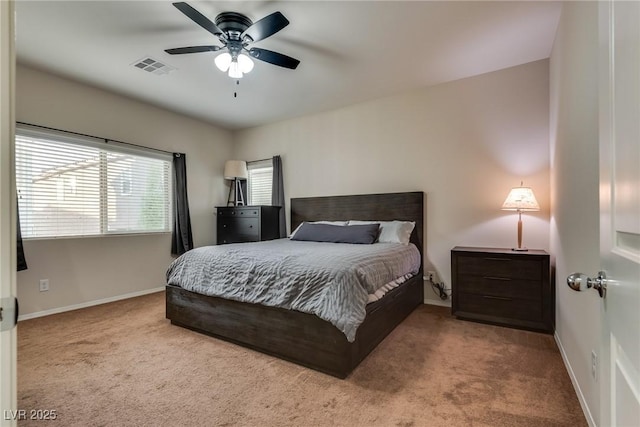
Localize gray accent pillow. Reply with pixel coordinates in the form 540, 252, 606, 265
291, 223, 380, 244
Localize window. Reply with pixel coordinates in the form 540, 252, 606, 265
247, 159, 273, 205
16, 125, 172, 239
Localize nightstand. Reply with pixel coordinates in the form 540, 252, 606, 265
451, 246, 553, 333
216, 206, 280, 245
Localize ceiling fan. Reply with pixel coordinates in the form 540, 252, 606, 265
165, 2, 300, 79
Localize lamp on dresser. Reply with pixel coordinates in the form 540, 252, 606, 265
224, 160, 248, 206
501, 181, 540, 251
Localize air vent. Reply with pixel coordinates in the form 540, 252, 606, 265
132, 57, 176, 75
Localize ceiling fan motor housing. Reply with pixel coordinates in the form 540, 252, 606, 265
215, 12, 253, 40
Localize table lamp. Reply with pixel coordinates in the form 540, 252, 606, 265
501, 182, 540, 251
224, 160, 248, 206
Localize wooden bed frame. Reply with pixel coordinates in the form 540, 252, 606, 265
166, 191, 424, 378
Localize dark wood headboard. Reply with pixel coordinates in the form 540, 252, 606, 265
290, 192, 424, 264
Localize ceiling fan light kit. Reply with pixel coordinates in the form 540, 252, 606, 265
214, 52, 254, 78
165, 2, 300, 79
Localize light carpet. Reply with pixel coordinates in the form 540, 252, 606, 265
18, 291, 586, 426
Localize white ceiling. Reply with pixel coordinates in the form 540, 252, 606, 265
15, 1, 561, 130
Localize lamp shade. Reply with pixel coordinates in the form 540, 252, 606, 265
223, 160, 248, 180
501, 185, 540, 211
237, 53, 254, 73
228, 60, 243, 79
214, 52, 232, 72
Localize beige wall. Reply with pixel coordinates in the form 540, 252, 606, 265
16, 65, 233, 316
233, 60, 551, 304
549, 3, 600, 425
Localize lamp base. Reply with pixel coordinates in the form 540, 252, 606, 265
511, 214, 529, 251
226, 178, 246, 206
226, 181, 234, 206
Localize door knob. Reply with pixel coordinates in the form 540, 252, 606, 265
567, 271, 607, 298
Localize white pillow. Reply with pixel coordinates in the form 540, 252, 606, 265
347, 220, 415, 245
289, 221, 347, 238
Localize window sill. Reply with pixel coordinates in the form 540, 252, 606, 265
23, 231, 172, 242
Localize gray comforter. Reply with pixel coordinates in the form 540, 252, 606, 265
166, 238, 421, 342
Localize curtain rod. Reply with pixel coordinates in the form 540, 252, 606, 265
16, 121, 175, 156
248, 157, 274, 164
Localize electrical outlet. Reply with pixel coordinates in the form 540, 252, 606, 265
39, 279, 49, 292
426, 271, 437, 283
591, 350, 597, 380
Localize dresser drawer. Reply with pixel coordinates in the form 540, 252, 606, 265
217, 208, 260, 218
218, 233, 258, 245
457, 255, 541, 280
457, 274, 541, 300
218, 217, 259, 236
457, 293, 543, 323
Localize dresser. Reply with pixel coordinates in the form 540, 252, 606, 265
451, 246, 553, 333
216, 205, 280, 245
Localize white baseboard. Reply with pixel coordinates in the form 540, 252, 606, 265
554, 332, 597, 427
18, 286, 165, 321
424, 298, 451, 308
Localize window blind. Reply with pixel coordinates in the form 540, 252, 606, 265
15, 125, 172, 239
247, 159, 273, 206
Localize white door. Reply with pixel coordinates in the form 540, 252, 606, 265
0, 0, 17, 425
599, 1, 640, 425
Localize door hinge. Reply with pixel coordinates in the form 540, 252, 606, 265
0, 296, 18, 331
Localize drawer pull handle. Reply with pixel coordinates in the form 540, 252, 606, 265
249, 225, 253, 228
482, 295, 512, 301
223, 225, 227, 228
483, 276, 512, 281
484, 257, 511, 261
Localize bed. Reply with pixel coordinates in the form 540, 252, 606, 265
166, 191, 424, 378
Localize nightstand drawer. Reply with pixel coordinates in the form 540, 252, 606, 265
457, 274, 541, 300
457, 293, 543, 323
218, 208, 260, 218
457, 255, 541, 280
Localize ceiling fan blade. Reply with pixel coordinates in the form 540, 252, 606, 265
165, 46, 221, 55
248, 48, 300, 69
242, 11, 289, 42
173, 2, 224, 38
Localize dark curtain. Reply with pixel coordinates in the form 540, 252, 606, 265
171, 153, 194, 256
17, 198, 27, 271
271, 155, 286, 238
